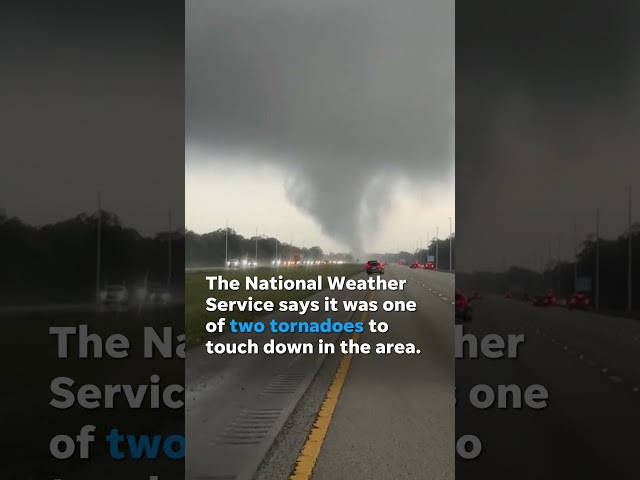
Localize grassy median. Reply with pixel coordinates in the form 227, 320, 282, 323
3, 307, 184, 478
186, 264, 362, 349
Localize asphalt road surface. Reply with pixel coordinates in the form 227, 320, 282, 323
456, 295, 640, 479
0, 300, 182, 316
186, 264, 454, 480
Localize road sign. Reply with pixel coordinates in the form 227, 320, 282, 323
427, 255, 435, 262
576, 277, 592, 292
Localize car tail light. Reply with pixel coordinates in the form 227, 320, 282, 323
366, 264, 371, 269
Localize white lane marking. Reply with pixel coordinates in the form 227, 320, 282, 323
609, 376, 623, 384
442, 297, 448, 301
633, 387, 639, 393
578, 355, 585, 360
587, 360, 597, 367
601, 367, 609, 373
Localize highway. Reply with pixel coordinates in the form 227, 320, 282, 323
186, 264, 454, 480
0, 300, 183, 316
456, 295, 640, 479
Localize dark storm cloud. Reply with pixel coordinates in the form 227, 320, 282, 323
456, 0, 640, 272
0, 1, 184, 235
186, 0, 454, 256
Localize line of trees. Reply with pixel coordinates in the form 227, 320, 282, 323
370, 235, 456, 270
0, 211, 183, 305
185, 229, 355, 267
457, 232, 639, 311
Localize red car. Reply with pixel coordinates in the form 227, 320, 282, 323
424, 262, 435, 270
455, 290, 472, 321
568, 293, 590, 311
533, 291, 556, 307
545, 291, 557, 306
410, 262, 420, 269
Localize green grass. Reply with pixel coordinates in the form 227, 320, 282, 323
2, 307, 183, 478
186, 264, 362, 349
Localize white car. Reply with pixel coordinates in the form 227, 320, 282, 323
139, 283, 171, 305
246, 258, 257, 267
227, 259, 240, 268
99, 285, 129, 306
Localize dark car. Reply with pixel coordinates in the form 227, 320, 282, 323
532, 295, 546, 306
455, 290, 472, 321
532, 292, 555, 307
568, 293, 590, 311
366, 260, 384, 275
410, 262, 420, 269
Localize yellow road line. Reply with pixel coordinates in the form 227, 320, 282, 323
289, 293, 374, 480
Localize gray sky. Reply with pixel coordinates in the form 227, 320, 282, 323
0, 2, 184, 236
185, 0, 455, 256
456, 2, 640, 272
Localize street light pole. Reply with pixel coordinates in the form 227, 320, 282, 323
574, 223, 578, 291
596, 208, 600, 310
448, 217, 453, 271
225, 219, 228, 266
627, 186, 633, 313
435, 227, 439, 270
275, 232, 278, 260
426, 231, 429, 262
547, 239, 552, 287
168, 209, 172, 288
557, 232, 562, 294
255, 227, 258, 262
96, 190, 102, 303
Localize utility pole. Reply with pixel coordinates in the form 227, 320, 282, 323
96, 190, 102, 303
627, 186, 633, 313
167, 209, 172, 288
596, 208, 600, 310
275, 232, 278, 261
449, 217, 453, 271
255, 227, 258, 262
225, 219, 228, 266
